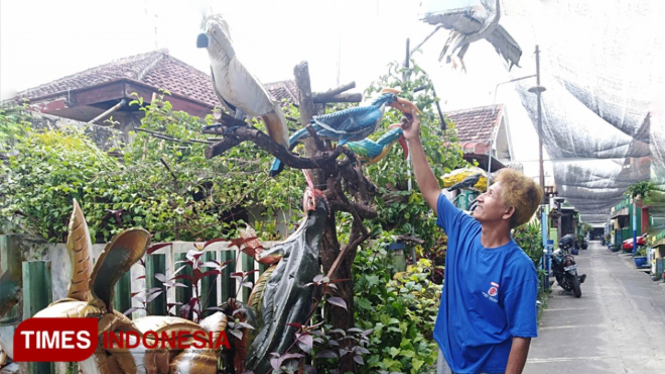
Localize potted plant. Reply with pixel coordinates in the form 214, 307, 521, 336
634, 246, 648, 268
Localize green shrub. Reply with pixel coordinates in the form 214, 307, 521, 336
353, 239, 440, 374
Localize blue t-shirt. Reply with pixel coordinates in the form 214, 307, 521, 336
433, 194, 538, 374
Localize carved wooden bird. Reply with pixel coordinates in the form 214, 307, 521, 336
345, 125, 408, 165
269, 89, 420, 176
197, 14, 290, 149
421, 0, 522, 71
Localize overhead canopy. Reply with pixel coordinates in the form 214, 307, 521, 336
508, 0, 664, 224
439, 0, 665, 224
647, 96, 665, 233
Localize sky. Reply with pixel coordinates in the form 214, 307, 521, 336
0, 0, 552, 180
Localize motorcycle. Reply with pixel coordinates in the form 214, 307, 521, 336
552, 235, 587, 298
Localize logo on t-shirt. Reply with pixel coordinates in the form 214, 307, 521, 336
483, 282, 500, 302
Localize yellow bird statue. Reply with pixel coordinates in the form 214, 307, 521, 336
197, 14, 290, 150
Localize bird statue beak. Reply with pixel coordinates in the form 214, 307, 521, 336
197, 33, 209, 48
381, 87, 402, 95
388, 123, 409, 160
398, 136, 408, 159
389, 97, 422, 115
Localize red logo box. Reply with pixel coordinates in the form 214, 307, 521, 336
14, 318, 98, 362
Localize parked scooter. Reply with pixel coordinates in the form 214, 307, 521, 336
552, 235, 587, 298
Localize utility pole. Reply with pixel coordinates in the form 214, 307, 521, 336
404, 38, 412, 192
632, 197, 638, 255
527, 45, 549, 287
529, 45, 546, 203
403, 38, 417, 264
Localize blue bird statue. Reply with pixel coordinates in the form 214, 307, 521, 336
269, 88, 420, 176
345, 124, 409, 165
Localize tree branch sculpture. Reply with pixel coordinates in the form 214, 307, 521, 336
202, 61, 379, 373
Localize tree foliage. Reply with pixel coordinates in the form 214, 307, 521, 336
361, 61, 467, 249
0, 95, 306, 243
625, 180, 653, 200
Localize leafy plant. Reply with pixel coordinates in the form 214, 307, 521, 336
352, 240, 440, 374
126, 240, 239, 323
251, 275, 371, 374
512, 220, 543, 269
576, 234, 585, 248
580, 222, 593, 236
625, 181, 653, 200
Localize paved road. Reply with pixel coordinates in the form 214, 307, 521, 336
525, 240, 665, 374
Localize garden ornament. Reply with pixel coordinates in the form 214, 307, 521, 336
244, 172, 329, 373
233, 225, 282, 266
345, 124, 409, 165
269, 88, 421, 176
4, 199, 228, 373
0, 236, 22, 364
420, 0, 522, 71
197, 13, 290, 150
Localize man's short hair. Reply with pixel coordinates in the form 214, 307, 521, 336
495, 169, 543, 228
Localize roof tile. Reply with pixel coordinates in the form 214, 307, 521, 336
14, 48, 500, 145
14, 49, 299, 110
16, 50, 169, 100
445, 104, 503, 146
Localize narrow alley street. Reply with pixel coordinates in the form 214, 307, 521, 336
525, 240, 665, 374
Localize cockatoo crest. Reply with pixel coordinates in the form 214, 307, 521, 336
201, 13, 233, 43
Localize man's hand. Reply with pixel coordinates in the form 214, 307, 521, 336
400, 113, 421, 142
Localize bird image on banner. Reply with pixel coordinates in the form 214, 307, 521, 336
345, 124, 409, 165
197, 14, 290, 149
419, 0, 522, 71
269, 88, 420, 176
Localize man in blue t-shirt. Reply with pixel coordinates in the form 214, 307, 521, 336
399, 114, 543, 374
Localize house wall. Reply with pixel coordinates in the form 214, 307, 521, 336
28, 111, 124, 151
641, 206, 650, 234
494, 117, 512, 162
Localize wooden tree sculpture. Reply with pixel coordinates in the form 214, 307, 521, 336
203, 61, 419, 373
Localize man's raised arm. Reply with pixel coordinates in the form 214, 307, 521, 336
401, 115, 441, 215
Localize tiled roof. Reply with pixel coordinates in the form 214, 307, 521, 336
264, 80, 299, 106
142, 53, 218, 107
445, 104, 503, 145
15, 50, 170, 100
13, 49, 298, 109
